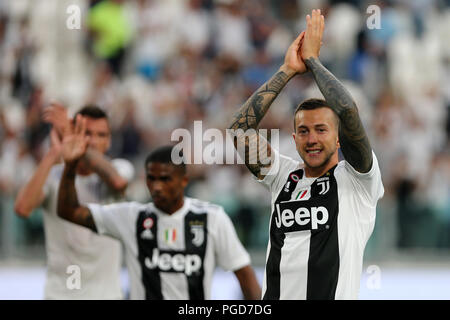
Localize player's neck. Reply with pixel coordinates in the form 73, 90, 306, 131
157, 197, 185, 215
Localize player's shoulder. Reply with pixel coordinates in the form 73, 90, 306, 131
334, 151, 382, 181
187, 198, 234, 232
102, 200, 146, 213
187, 197, 225, 216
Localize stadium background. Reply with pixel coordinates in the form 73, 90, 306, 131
0, 0, 449, 299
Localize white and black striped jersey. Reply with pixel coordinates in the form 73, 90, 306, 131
256, 149, 384, 300
87, 197, 251, 300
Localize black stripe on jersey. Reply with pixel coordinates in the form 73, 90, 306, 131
136, 211, 163, 300
264, 166, 340, 300
306, 168, 339, 299
263, 168, 304, 300
184, 211, 208, 300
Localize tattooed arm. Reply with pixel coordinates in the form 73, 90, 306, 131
301, 9, 372, 173
83, 148, 128, 193
228, 32, 307, 179
56, 115, 97, 231
228, 69, 294, 179
58, 161, 97, 232
305, 58, 372, 172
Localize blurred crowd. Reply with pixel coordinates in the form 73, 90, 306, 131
0, 0, 449, 259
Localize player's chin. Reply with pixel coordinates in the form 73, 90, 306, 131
303, 152, 325, 165
152, 196, 166, 207
303, 154, 328, 169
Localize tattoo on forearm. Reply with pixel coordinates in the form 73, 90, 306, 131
304, 57, 373, 173
229, 71, 292, 178
84, 149, 124, 192
229, 71, 291, 131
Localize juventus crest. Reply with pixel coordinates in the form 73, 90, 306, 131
317, 177, 330, 195
190, 225, 204, 247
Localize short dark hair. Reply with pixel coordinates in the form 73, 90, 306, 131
293, 98, 338, 129
145, 145, 186, 174
74, 105, 108, 120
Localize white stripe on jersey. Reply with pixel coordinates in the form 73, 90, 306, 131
279, 231, 310, 300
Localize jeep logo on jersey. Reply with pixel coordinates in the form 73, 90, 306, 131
274, 203, 329, 231
144, 248, 202, 276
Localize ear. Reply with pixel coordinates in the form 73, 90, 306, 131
336, 136, 340, 148
292, 132, 296, 141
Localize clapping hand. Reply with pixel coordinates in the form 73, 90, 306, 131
301, 9, 325, 62
61, 115, 89, 164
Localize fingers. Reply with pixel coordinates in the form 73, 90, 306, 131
291, 30, 305, 51
43, 102, 69, 126
80, 116, 86, 137
294, 31, 306, 50
314, 9, 323, 36
50, 128, 61, 146
299, 31, 306, 41
301, 9, 325, 61
313, 9, 319, 34
306, 9, 324, 37
46, 102, 67, 116
74, 114, 86, 136
319, 14, 325, 41
306, 14, 312, 34
74, 115, 81, 134
298, 31, 305, 47
42, 107, 55, 123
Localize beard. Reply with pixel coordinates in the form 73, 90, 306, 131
300, 147, 337, 170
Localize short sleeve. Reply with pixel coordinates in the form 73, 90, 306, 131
343, 151, 384, 207
254, 148, 300, 194
212, 207, 251, 272
87, 201, 139, 241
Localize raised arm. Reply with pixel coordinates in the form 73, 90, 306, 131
302, 9, 372, 173
82, 148, 128, 193
44, 102, 128, 193
228, 31, 307, 179
14, 129, 61, 218
57, 115, 97, 231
